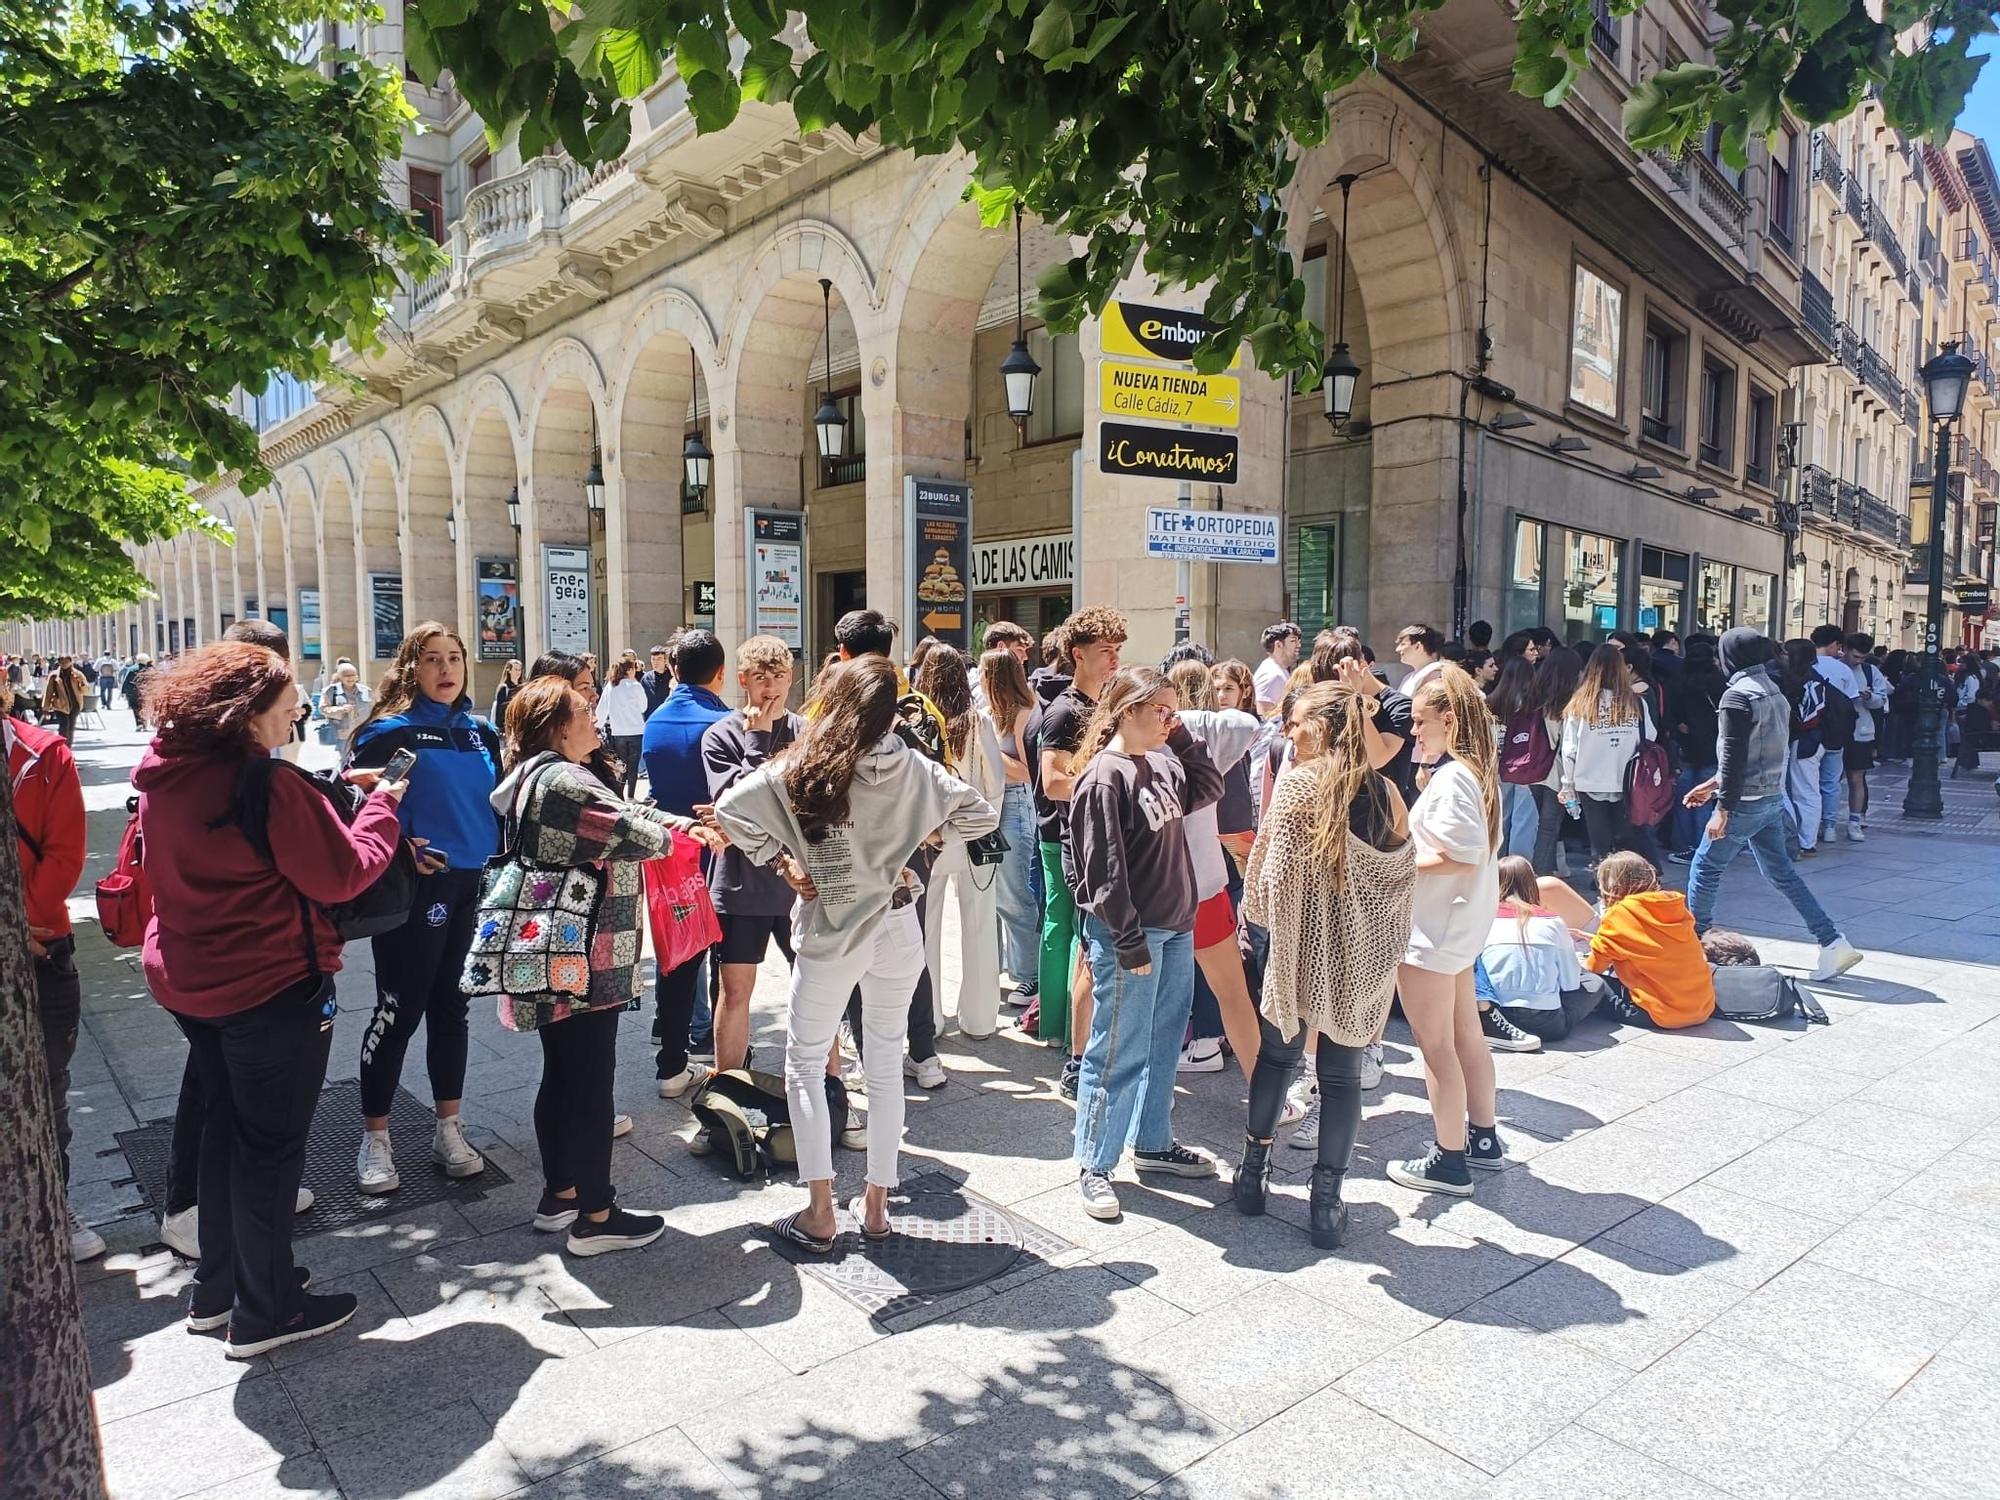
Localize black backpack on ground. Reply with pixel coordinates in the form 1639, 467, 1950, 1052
221, 756, 419, 940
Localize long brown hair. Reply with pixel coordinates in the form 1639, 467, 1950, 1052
146, 643, 293, 758
1411, 664, 1502, 852
362, 622, 472, 728
1067, 666, 1172, 776
1286, 681, 1405, 888
783, 656, 901, 841
980, 647, 1034, 727
1564, 643, 1640, 726
1167, 659, 1214, 710
912, 646, 975, 765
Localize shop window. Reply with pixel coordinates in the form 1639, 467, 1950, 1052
1504, 517, 1546, 637
816, 390, 866, 488
1560, 528, 1623, 641
1289, 521, 1339, 637
1745, 386, 1776, 488
1696, 560, 1737, 633
1568, 263, 1623, 417
1024, 327, 1084, 443
409, 167, 445, 243
1739, 571, 1774, 635
1642, 318, 1685, 446
1639, 545, 1689, 634
1698, 356, 1735, 468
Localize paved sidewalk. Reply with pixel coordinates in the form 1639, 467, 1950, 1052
59, 717, 2000, 1499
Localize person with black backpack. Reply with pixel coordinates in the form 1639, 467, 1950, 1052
134, 642, 409, 1356
1809, 624, 1861, 843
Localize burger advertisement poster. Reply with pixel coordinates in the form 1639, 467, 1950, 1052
904, 478, 972, 651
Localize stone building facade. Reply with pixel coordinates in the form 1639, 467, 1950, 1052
28, 1, 2000, 678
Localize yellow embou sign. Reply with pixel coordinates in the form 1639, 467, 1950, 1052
1100, 301, 1245, 370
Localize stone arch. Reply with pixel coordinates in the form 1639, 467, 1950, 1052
525, 353, 605, 662
278, 468, 322, 670
461, 395, 523, 700
610, 290, 722, 651
312, 457, 361, 670
355, 438, 403, 665
253, 489, 292, 648
405, 405, 458, 631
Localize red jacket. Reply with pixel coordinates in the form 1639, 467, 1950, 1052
134, 745, 404, 1018
8, 717, 86, 937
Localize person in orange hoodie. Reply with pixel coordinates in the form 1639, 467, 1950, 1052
1585, 852, 1715, 1029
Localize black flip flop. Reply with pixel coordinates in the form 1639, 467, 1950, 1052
769, 1211, 835, 1255
848, 1196, 892, 1242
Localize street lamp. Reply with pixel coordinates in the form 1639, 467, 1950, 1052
812, 278, 846, 461
1321, 175, 1363, 432
506, 485, 522, 532
445, 512, 458, 544
583, 453, 606, 514
1002, 200, 1040, 427
1905, 340, 1975, 819
682, 345, 711, 507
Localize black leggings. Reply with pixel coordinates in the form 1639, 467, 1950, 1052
1530, 784, 1566, 875
535, 1006, 622, 1213
360, 868, 481, 1117
609, 735, 643, 798
1245, 1015, 1364, 1174
1579, 795, 1663, 869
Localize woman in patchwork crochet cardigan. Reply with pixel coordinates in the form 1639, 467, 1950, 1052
1234, 676, 1416, 1250
484, 677, 721, 1258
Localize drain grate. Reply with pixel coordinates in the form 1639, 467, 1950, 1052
764, 1170, 1071, 1322
113, 1079, 511, 1238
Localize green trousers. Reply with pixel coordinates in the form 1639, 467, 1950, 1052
1036, 839, 1079, 1044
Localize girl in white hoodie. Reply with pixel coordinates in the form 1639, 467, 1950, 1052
1556, 644, 1650, 873
713, 656, 996, 1251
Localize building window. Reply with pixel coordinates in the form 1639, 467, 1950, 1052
468, 151, 493, 189
1745, 385, 1776, 487
1769, 131, 1797, 252
817, 390, 866, 487
1639, 545, 1690, 634
1290, 521, 1339, 638
408, 167, 445, 243
1024, 326, 1084, 443
1698, 356, 1735, 468
1739, 571, 1774, 635
1569, 263, 1623, 417
1505, 517, 1545, 637
1296, 246, 1329, 394
1697, 560, 1737, 633
251, 370, 314, 431
1560, 528, 1624, 641
1642, 318, 1685, 446
1703, 125, 1746, 193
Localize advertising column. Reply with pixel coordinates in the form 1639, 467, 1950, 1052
904, 478, 973, 652
475, 558, 521, 662
745, 509, 807, 658
542, 545, 592, 655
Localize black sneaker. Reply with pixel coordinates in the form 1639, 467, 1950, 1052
1466, 1124, 1506, 1172
567, 1208, 665, 1257
1131, 1142, 1218, 1179
1479, 1006, 1542, 1053
224, 1291, 357, 1359
533, 1194, 581, 1232
1386, 1143, 1474, 1197
1058, 1056, 1081, 1101
189, 1266, 312, 1333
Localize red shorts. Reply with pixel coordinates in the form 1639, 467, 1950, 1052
1193, 890, 1236, 950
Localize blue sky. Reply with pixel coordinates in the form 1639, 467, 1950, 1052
1954, 43, 2000, 142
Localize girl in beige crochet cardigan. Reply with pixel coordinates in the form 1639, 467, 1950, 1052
1234, 680, 1416, 1249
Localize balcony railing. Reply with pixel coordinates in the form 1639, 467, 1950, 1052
1920, 224, 1946, 286
411, 251, 452, 316
1693, 153, 1748, 246
1590, 0, 1619, 57
1869, 205, 1909, 281
1837, 323, 1863, 377
1812, 133, 1846, 194
1845, 176, 1868, 223
1857, 490, 1909, 548
1801, 464, 1839, 521
1859, 343, 1905, 409
1802, 271, 1837, 347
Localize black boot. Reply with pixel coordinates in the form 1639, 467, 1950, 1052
1308, 1165, 1349, 1250
1232, 1136, 1272, 1216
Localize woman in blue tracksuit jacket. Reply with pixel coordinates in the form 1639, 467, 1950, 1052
346, 623, 502, 1195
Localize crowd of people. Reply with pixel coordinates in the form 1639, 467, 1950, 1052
27, 594, 2000, 1362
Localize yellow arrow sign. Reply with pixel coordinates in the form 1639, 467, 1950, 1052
1098, 360, 1242, 430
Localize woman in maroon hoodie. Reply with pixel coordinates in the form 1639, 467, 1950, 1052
137, 643, 407, 1358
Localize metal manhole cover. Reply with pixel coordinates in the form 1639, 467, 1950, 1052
112, 1079, 510, 1239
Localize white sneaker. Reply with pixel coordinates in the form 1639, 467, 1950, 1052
432, 1116, 486, 1178
1291, 1091, 1323, 1151
839, 1109, 868, 1151
1279, 1076, 1316, 1126
1847, 820, 1865, 843
904, 1055, 947, 1090
611, 1113, 633, 1139
1177, 1038, 1226, 1074
1359, 1042, 1384, 1091
657, 1061, 712, 1099
160, 1205, 199, 1259
355, 1130, 400, 1195
1078, 1169, 1121, 1221
69, 1206, 106, 1263
1812, 938, 1863, 982
295, 1186, 315, 1215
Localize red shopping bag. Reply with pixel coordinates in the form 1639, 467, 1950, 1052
644, 832, 722, 973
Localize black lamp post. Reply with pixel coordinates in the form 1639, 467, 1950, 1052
583, 451, 606, 514
812, 278, 846, 463
1002, 200, 1040, 428
1905, 341, 1974, 819
682, 347, 711, 508
506, 485, 522, 532
1321, 173, 1363, 431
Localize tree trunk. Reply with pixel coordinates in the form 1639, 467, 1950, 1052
0, 764, 109, 1497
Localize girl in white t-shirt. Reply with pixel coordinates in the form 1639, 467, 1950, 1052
1391, 665, 1504, 1199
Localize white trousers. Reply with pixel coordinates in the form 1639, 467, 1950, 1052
922, 838, 1001, 1039
783, 908, 923, 1189
1784, 748, 1823, 851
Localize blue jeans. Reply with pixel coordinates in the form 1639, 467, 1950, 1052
994, 784, 1040, 984
1074, 918, 1195, 1173
1500, 783, 1538, 859
1669, 763, 1716, 852
1686, 795, 1839, 946
1817, 746, 1845, 829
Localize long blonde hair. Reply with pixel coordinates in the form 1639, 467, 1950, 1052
1411, 664, 1502, 852
1068, 666, 1171, 777
1287, 681, 1406, 889
362, 622, 471, 728
1564, 643, 1640, 726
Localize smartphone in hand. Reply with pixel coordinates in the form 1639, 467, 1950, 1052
380, 747, 419, 784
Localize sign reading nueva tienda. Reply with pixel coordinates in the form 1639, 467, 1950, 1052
1099, 421, 1239, 485
904, 477, 973, 650
1144, 506, 1280, 564
1100, 301, 1244, 369
1098, 359, 1241, 429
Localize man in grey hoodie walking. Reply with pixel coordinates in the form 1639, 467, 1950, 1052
1683, 629, 1861, 982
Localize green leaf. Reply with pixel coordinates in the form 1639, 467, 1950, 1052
676, 21, 730, 79
495, 3, 552, 68
600, 28, 661, 96
1796, 0, 1851, 43
1026, 1, 1075, 61
741, 37, 798, 101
